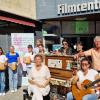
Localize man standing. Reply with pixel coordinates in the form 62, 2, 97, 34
75, 36, 100, 72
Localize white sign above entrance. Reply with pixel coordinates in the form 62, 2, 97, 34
58, 0, 100, 15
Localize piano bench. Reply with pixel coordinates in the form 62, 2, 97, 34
23, 89, 50, 100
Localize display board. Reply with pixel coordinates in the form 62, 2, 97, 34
11, 33, 34, 57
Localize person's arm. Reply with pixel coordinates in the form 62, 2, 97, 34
41, 78, 51, 88
83, 49, 92, 57
71, 72, 82, 90
4, 56, 8, 66
28, 79, 46, 88
28, 70, 43, 88
39, 66, 51, 88
28, 79, 39, 85
94, 74, 100, 92
17, 57, 21, 65
74, 49, 92, 59
6, 53, 9, 60
16, 53, 21, 65
95, 74, 100, 80
71, 75, 79, 85
4, 61, 8, 66
40, 66, 51, 88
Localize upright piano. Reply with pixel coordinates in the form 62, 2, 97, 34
45, 55, 75, 96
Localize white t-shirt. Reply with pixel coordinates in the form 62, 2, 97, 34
77, 69, 98, 83
0, 55, 7, 63
28, 63, 51, 96
24, 52, 35, 68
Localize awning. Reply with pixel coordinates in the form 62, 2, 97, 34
0, 16, 35, 27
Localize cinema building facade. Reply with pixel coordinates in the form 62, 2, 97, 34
36, 0, 100, 50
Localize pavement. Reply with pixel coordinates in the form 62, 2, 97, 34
0, 87, 23, 100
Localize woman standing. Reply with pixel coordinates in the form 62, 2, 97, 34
0, 47, 7, 96
23, 45, 34, 75
28, 54, 51, 100
34, 39, 43, 54
38, 44, 45, 55
6, 46, 20, 92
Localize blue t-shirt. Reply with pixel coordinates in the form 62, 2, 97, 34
6, 52, 19, 63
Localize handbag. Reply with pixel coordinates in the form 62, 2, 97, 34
11, 62, 17, 71
24, 57, 31, 64
0, 62, 5, 70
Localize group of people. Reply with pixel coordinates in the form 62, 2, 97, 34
0, 36, 100, 100
66, 36, 100, 100
57, 36, 100, 72
0, 46, 20, 95
0, 39, 46, 97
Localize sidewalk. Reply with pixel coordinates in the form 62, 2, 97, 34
0, 87, 23, 100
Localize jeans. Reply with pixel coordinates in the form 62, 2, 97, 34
0, 71, 5, 93
66, 92, 98, 100
8, 67, 18, 90
66, 92, 73, 100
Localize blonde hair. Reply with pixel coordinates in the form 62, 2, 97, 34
37, 39, 43, 44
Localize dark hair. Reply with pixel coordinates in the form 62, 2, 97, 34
10, 46, 15, 49
0, 47, 4, 54
62, 39, 69, 44
80, 57, 91, 68
76, 41, 83, 46
34, 54, 43, 62
62, 39, 69, 47
27, 45, 33, 48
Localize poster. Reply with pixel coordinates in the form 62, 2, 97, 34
11, 33, 34, 57
48, 59, 62, 68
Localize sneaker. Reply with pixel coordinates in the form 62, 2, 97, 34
0, 93, 2, 96
14, 89, 17, 92
2, 93, 5, 96
11, 90, 14, 93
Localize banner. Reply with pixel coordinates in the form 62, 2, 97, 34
11, 33, 34, 57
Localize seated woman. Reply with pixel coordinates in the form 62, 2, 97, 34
28, 54, 51, 100
66, 57, 99, 100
